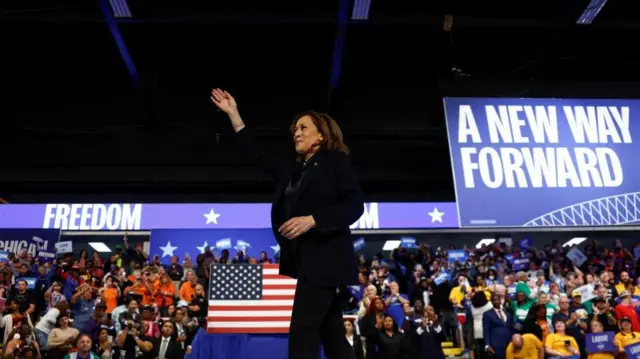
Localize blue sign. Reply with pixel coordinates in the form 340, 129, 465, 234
0, 229, 59, 262
444, 98, 640, 227
624, 341, 640, 359
585, 332, 616, 353
150, 229, 278, 264
15, 277, 37, 290
448, 249, 468, 264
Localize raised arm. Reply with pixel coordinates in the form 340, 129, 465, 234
211, 88, 287, 181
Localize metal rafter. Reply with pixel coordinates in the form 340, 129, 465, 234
98, 0, 141, 89
328, 0, 350, 107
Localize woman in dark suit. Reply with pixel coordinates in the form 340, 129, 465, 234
211, 88, 365, 359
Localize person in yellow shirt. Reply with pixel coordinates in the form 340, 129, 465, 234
507, 334, 543, 359
588, 320, 616, 359
449, 275, 470, 309
614, 317, 640, 359
545, 320, 580, 358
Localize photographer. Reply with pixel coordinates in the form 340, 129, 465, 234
116, 320, 152, 359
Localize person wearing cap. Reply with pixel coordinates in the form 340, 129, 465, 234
615, 291, 640, 332
589, 297, 618, 333
614, 316, 640, 359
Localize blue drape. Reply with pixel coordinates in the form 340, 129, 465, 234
188, 330, 327, 359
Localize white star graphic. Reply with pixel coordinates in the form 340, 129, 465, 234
428, 208, 445, 223
159, 241, 178, 258
271, 244, 280, 253
204, 209, 221, 224
196, 241, 209, 254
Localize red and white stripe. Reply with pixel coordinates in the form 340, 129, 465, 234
207, 264, 296, 333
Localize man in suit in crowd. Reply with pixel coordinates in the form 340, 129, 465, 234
483, 293, 513, 359
152, 321, 184, 359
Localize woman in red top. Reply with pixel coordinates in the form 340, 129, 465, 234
615, 291, 640, 332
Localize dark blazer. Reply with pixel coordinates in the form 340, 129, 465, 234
410, 323, 447, 359
482, 309, 513, 359
236, 128, 364, 287
151, 337, 183, 359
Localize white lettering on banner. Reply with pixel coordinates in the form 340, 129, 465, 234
43, 204, 142, 230
457, 104, 632, 189
350, 203, 379, 229
0, 240, 39, 257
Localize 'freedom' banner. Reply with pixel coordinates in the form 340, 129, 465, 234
444, 98, 640, 227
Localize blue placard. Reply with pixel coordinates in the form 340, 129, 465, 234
513, 258, 530, 271
586, 332, 616, 353
444, 98, 640, 227
353, 238, 366, 251
448, 249, 468, 264
624, 341, 640, 359
400, 237, 418, 249
0, 251, 8, 263
0, 229, 59, 262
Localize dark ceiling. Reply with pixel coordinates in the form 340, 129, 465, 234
1, 0, 640, 203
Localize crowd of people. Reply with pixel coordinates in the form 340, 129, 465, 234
338, 240, 640, 359
0, 236, 208, 359
2, 233, 640, 359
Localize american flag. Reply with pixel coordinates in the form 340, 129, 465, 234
207, 263, 296, 333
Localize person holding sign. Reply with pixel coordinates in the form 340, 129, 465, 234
544, 320, 580, 358
586, 321, 616, 359
614, 317, 640, 359
506, 334, 543, 359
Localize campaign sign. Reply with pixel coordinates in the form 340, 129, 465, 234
586, 332, 616, 353
624, 341, 640, 359
150, 229, 278, 264
448, 249, 468, 264
0, 229, 59, 262
444, 98, 640, 227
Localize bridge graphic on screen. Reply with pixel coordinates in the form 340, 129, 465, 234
523, 192, 640, 227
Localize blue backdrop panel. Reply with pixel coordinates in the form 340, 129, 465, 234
188, 331, 327, 359
150, 229, 278, 264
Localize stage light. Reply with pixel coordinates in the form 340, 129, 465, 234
382, 240, 401, 251
475, 238, 496, 249
89, 242, 112, 253
562, 237, 587, 247
576, 0, 608, 24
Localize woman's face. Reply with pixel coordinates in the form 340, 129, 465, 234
537, 306, 546, 317
344, 320, 354, 335
186, 271, 194, 280
517, 292, 526, 302
383, 317, 394, 330
554, 321, 566, 332
168, 305, 176, 315
98, 329, 108, 341
174, 309, 184, 322
128, 300, 139, 312
292, 115, 322, 155
539, 293, 549, 304
375, 300, 384, 311
590, 321, 603, 333
60, 316, 70, 327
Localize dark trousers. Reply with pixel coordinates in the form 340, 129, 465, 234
289, 277, 356, 359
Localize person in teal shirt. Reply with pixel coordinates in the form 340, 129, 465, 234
512, 291, 535, 331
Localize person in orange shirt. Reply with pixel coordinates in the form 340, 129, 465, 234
588, 320, 616, 359
153, 273, 176, 310
179, 269, 198, 302
506, 333, 543, 359
614, 317, 640, 359
99, 276, 121, 313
